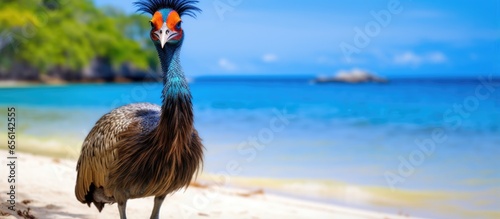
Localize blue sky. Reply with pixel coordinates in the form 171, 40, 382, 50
95, 0, 500, 77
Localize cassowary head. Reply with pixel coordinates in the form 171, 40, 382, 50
134, 0, 201, 48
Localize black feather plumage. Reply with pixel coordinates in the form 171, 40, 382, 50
134, 0, 201, 17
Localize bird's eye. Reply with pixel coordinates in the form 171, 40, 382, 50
175, 22, 182, 30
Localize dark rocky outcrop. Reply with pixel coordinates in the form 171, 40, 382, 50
0, 62, 40, 81
82, 57, 115, 82
0, 57, 160, 84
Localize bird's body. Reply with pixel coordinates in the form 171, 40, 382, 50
75, 1, 203, 218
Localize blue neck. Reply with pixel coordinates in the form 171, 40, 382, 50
154, 40, 194, 150
156, 42, 191, 102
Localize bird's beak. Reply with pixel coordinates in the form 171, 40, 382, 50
160, 28, 168, 49
158, 22, 179, 49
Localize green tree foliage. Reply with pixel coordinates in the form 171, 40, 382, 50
0, 0, 157, 75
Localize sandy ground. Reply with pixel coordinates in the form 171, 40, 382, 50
0, 152, 412, 219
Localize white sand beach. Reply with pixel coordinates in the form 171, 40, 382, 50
0, 152, 412, 219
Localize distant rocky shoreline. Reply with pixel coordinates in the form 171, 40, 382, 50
0, 57, 161, 84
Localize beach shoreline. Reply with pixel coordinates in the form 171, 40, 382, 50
0, 132, 498, 218
0, 151, 416, 219
0, 143, 498, 219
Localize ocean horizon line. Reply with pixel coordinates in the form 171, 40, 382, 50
192, 74, 500, 83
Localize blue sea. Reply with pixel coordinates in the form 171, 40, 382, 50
1, 76, 499, 218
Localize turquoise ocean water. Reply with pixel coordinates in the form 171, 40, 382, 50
0, 76, 499, 217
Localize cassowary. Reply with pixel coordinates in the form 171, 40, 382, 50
74, 1, 203, 218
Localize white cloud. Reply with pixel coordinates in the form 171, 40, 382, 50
218, 58, 237, 71
427, 52, 447, 63
262, 53, 278, 63
394, 51, 447, 66
394, 52, 422, 65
